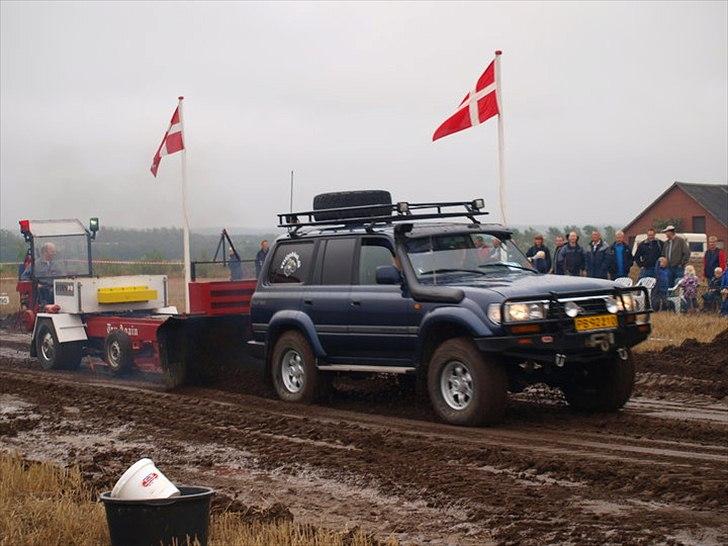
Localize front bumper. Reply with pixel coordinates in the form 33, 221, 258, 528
475, 322, 650, 363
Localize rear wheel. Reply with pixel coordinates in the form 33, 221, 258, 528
427, 338, 507, 426
104, 330, 134, 376
271, 331, 321, 403
562, 351, 635, 412
36, 320, 83, 371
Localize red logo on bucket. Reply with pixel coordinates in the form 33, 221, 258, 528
141, 472, 159, 487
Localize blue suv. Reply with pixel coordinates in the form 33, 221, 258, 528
250, 191, 651, 426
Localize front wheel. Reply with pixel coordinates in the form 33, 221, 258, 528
35, 320, 83, 371
562, 351, 635, 412
271, 331, 321, 403
427, 338, 508, 426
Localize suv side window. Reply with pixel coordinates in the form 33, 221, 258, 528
267, 241, 315, 284
320, 237, 357, 285
358, 238, 394, 285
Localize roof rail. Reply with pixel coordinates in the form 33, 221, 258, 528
277, 199, 488, 232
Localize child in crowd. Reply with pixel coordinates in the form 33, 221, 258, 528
653, 257, 671, 311
679, 265, 699, 312
703, 267, 723, 312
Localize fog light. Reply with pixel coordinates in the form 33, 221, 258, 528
564, 301, 579, 318
605, 297, 618, 314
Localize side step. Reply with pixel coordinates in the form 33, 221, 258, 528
317, 364, 415, 374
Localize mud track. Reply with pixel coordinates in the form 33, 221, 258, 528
1, 331, 727, 545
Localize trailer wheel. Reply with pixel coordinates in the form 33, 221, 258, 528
36, 320, 83, 371
104, 330, 134, 376
562, 351, 635, 412
427, 338, 507, 426
271, 331, 321, 403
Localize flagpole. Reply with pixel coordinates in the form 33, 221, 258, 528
177, 96, 191, 313
494, 50, 507, 226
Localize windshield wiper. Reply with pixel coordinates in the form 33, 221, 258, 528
419, 268, 487, 276
478, 263, 536, 273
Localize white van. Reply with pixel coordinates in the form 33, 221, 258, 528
631, 233, 707, 259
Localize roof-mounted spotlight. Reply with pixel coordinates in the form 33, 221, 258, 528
396, 201, 410, 214
471, 198, 485, 211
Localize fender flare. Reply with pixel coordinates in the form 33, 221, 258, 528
31, 313, 87, 349
416, 307, 494, 361
266, 310, 326, 358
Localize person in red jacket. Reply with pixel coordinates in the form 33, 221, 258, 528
703, 236, 727, 281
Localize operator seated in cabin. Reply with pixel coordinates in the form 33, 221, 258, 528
33, 242, 64, 305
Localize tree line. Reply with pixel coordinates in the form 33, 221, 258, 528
1, 224, 622, 263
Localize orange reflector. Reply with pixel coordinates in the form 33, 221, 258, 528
511, 324, 541, 334
517, 338, 533, 345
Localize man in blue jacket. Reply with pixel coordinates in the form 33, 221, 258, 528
526, 234, 552, 274
608, 230, 634, 279
585, 231, 610, 279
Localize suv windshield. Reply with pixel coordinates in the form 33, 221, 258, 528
405, 232, 534, 283
33, 235, 91, 278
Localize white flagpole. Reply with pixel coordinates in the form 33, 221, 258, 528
177, 96, 191, 313
494, 50, 507, 226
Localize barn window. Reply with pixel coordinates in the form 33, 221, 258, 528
692, 216, 706, 233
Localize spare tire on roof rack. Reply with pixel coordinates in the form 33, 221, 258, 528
313, 190, 392, 222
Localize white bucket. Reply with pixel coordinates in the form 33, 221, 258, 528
110, 458, 180, 500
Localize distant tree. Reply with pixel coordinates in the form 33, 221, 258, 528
0, 229, 26, 262
582, 225, 599, 237
603, 225, 616, 243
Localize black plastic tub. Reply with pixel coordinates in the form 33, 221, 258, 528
99, 486, 214, 546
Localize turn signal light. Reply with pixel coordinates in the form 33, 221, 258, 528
510, 324, 542, 334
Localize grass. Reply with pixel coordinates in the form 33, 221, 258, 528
634, 312, 726, 353
0, 453, 396, 546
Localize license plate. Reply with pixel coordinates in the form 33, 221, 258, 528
574, 314, 618, 332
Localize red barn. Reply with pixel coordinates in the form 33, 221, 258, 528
623, 182, 728, 247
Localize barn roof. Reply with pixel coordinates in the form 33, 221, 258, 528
623, 181, 728, 232
675, 182, 728, 227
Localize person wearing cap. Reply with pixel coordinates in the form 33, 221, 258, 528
525, 234, 552, 274
661, 226, 690, 286
634, 227, 663, 279
228, 247, 243, 281
703, 236, 727, 281
585, 230, 610, 279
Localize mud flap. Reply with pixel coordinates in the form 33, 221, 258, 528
157, 315, 251, 390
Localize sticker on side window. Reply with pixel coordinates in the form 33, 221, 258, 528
280, 252, 302, 277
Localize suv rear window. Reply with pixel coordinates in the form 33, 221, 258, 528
268, 241, 315, 284
321, 238, 357, 285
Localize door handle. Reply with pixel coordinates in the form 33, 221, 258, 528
304, 299, 313, 305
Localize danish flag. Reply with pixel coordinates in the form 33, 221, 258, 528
150, 104, 184, 177
433, 53, 501, 141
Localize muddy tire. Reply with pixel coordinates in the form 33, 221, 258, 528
104, 330, 134, 376
562, 351, 635, 412
271, 330, 321, 403
36, 320, 83, 371
427, 338, 507, 426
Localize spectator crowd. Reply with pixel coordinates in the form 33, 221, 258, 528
526, 226, 727, 316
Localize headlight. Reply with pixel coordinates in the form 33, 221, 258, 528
504, 302, 546, 322
487, 304, 502, 324
564, 301, 580, 318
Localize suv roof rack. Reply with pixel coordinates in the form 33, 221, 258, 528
278, 199, 488, 233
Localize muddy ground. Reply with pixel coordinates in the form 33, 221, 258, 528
1, 328, 727, 545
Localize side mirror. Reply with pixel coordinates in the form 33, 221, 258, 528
376, 265, 402, 285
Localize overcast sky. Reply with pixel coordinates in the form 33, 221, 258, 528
1, 1, 726, 232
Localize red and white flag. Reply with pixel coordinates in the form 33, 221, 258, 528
433, 54, 500, 141
150, 105, 184, 177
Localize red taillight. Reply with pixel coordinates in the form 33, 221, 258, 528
19, 219, 30, 234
